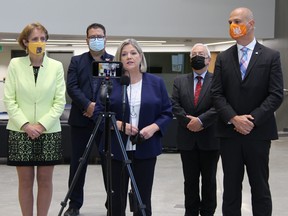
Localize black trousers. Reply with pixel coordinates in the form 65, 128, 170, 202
101, 152, 156, 216
220, 137, 272, 216
68, 124, 100, 209
180, 149, 219, 216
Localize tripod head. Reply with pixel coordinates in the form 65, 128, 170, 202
93, 61, 124, 109
92, 61, 122, 78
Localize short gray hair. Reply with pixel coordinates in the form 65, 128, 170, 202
190, 43, 211, 58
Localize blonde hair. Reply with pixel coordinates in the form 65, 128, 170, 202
114, 38, 147, 72
18, 22, 49, 50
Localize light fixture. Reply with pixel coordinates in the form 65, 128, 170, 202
205, 40, 235, 46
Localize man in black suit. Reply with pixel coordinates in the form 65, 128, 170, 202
210, 7, 283, 216
65, 23, 113, 216
172, 43, 219, 216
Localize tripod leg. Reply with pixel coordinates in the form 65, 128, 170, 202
110, 115, 147, 216
104, 113, 113, 216
58, 114, 103, 216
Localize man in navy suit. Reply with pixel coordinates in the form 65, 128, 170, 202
65, 23, 113, 216
172, 43, 219, 216
211, 7, 283, 216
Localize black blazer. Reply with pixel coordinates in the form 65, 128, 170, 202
172, 72, 219, 151
211, 42, 283, 140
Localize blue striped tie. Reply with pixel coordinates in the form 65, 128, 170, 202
239, 47, 249, 79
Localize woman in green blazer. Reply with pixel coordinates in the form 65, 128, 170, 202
3, 22, 66, 216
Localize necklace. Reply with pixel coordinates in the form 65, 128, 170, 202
128, 80, 142, 118
130, 105, 137, 118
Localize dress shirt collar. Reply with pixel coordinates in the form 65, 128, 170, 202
237, 37, 257, 52
193, 71, 207, 80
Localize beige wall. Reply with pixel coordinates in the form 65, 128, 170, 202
208, 52, 219, 73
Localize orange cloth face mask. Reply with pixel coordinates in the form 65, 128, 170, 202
229, 23, 247, 39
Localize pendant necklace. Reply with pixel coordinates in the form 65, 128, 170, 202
131, 105, 137, 118
128, 80, 142, 118
129, 86, 138, 118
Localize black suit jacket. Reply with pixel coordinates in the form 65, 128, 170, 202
172, 72, 219, 151
211, 42, 283, 140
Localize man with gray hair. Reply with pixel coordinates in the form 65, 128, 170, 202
172, 43, 219, 216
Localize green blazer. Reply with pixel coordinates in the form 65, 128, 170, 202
4, 55, 66, 133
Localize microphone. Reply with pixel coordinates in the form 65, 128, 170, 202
120, 75, 130, 133
120, 75, 130, 104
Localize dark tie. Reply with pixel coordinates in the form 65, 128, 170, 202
239, 47, 249, 79
194, 76, 202, 106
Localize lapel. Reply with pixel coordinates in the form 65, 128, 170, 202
188, 72, 211, 108
196, 72, 211, 106
186, 73, 195, 108
244, 42, 262, 80
85, 53, 95, 92
35, 56, 48, 100
22, 56, 44, 100
138, 73, 145, 122
231, 42, 262, 81
22, 56, 36, 87
231, 45, 243, 82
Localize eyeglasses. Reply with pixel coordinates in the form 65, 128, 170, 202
87, 35, 105, 41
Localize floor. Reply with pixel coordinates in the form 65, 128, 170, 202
0, 137, 288, 216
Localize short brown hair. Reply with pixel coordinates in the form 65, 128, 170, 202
18, 22, 49, 50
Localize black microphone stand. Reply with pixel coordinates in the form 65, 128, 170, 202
120, 75, 130, 133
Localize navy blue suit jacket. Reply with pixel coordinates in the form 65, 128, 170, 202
67, 51, 113, 127
94, 73, 173, 160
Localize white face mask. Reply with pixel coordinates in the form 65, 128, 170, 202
89, 38, 105, 51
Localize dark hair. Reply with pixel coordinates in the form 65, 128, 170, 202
86, 23, 106, 37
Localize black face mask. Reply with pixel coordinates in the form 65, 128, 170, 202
190, 55, 206, 70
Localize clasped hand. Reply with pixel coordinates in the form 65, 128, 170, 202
117, 121, 159, 140
22, 123, 46, 139
230, 115, 254, 135
186, 115, 203, 132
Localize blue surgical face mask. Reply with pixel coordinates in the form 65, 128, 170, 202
89, 38, 105, 51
